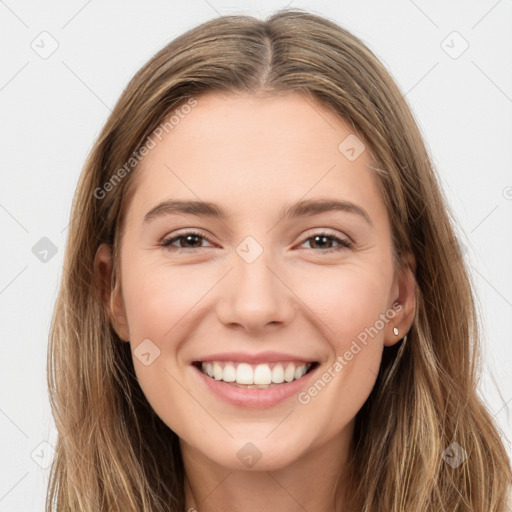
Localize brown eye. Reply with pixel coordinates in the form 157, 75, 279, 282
161, 231, 214, 251
299, 232, 352, 253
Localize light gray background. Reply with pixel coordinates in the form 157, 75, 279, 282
1, 1, 511, 510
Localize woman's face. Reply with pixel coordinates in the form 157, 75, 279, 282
98, 92, 415, 471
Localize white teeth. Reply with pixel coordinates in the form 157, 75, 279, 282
294, 365, 306, 380
271, 364, 284, 383
284, 363, 296, 382
222, 363, 236, 382
253, 364, 272, 385
236, 363, 254, 384
200, 361, 313, 385
213, 362, 223, 380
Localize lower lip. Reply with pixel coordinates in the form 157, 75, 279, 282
193, 364, 319, 409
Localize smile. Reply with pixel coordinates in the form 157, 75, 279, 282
194, 360, 318, 389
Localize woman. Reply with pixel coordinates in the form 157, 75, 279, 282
46, 8, 512, 511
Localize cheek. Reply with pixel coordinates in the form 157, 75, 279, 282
292, 266, 391, 414
297, 263, 392, 345
119, 259, 207, 430
121, 256, 210, 343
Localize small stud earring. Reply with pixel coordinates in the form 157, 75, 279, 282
393, 327, 399, 336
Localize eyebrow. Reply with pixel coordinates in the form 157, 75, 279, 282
143, 198, 373, 226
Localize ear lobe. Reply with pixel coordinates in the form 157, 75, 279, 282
384, 252, 417, 347
94, 243, 130, 341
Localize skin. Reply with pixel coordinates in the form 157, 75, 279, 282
95, 92, 416, 511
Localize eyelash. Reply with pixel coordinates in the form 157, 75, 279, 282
160, 230, 352, 254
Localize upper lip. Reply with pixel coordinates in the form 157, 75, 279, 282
193, 351, 318, 364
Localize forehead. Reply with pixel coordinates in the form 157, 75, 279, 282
124, 92, 387, 227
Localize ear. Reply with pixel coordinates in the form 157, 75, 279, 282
94, 243, 130, 341
384, 251, 416, 347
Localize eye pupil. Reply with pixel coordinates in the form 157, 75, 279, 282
183, 235, 201, 247
311, 235, 331, 249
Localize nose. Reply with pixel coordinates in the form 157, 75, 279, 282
216, 249, 296, 334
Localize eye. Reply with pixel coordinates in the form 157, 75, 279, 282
160, 230, 215, 251
298, 231, 352, 253
160, 230, 352, 253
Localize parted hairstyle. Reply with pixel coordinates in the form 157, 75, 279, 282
46, 8, 512, 511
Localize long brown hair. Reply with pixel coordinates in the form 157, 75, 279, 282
46, 8, 512, 511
